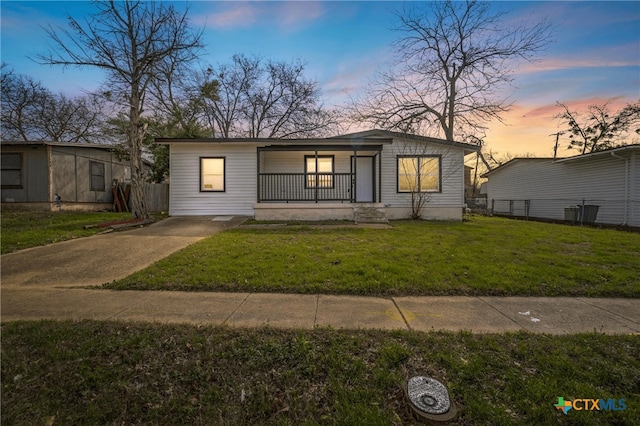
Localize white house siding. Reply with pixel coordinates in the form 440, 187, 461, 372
167, 137, 469, 220
380, 138, 465, 220
169, 143, 257, 216
486, 152, 639, 227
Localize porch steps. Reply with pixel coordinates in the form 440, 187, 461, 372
353, 205, 388, 224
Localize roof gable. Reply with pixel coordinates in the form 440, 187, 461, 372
334, 129, 480, 153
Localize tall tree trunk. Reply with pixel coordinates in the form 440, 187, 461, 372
128, 87, 149, 219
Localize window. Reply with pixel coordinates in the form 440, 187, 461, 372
397, 156, 441, 192
1, 153, 22, 188
90, 161, 106, 191
305, 155, 334, 188
200, 157, 225, 192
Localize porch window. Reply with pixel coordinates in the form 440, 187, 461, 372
305, 155, 334, 188
200, 157, 225, 192
397, 156, 441, 192
1, 153, 22, 188
90, 161, 105, 192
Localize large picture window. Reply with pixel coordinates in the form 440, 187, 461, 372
305, 155, 334, 188
397, 156, 441, 193
200, 157, 225, 192
1, 153, 22, 188
90, 161, 105, 192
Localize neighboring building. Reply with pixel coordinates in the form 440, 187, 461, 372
157, 129, 480, 221
1, 141, 140, 211
483, 145, 640, 227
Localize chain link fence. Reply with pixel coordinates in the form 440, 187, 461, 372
489, 198, 639, 227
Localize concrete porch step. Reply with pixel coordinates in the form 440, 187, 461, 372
353, 205, 388, 224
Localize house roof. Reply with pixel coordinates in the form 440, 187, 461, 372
482, 144, 640, 177
0, 141, 119, 150
154, 136, 391, 145
481, 157, 555, 177
333, 129, 481, 154
1, 140, 154, 166
553, 144, 640, 163
155, 129, 481, 154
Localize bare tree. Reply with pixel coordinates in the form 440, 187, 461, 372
1, 69, 47, 141
556, 100, 640, 154
350, 0, 552, 141
200, 54, 340, 138
37, 0, 202, 219
1, 68, 104, 143
147, 47, 214, 139
39, 93, 106, 143
199, 55, 260, 138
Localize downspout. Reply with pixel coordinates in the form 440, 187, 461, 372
611, 151, 629, 225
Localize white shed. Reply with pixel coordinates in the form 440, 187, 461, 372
483, 145, 640, 227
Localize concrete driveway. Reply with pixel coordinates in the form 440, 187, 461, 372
1, 216, 247, 288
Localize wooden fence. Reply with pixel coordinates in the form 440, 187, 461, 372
144, 183, 169, 212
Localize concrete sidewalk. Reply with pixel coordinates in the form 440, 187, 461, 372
2, 215, 639, 334
2, 287, 639, 334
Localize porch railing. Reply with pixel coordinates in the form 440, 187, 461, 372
258, 173, 354, 203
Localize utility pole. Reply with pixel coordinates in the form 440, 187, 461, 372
549, 132, 565, 158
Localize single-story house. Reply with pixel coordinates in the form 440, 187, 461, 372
483, 145, 640, 227
1, 141, 144, 211
156, 129, 480, 221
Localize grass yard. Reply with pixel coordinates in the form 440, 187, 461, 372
2, 320, 638, 425
0, 210, 134, 254
104, 216, 640, 297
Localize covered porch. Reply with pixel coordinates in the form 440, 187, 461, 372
255, 141, 388, 222
256, 142, 386, 204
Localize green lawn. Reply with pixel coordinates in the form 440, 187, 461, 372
104, 216, 640, 297
0, 210, 134, 254
3, 215, 638, 424
2, 320, 638, 425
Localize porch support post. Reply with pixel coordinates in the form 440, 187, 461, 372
314, 150, 319, 203
353, 149, 357, 203
378, 152, 382, 203
256, 148, 261, 203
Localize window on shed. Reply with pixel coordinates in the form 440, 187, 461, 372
90, 161, 106, 191
397, 156, 441, 193
200, 157, 225, 192
1, 153, 22, 188
305, 155, 334, 188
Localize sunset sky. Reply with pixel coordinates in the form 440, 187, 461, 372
2, 1, 639, 158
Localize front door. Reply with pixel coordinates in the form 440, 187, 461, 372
353, 156, 374, 202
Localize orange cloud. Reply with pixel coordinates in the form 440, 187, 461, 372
517, 42, 640, 74
485, 96, 637, 158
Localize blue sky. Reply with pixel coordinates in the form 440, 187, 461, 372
2, 1, 639, 157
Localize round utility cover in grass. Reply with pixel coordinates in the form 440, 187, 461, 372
406, 376, 457, 423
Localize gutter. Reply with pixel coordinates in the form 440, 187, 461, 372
610, 151, 629, 225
